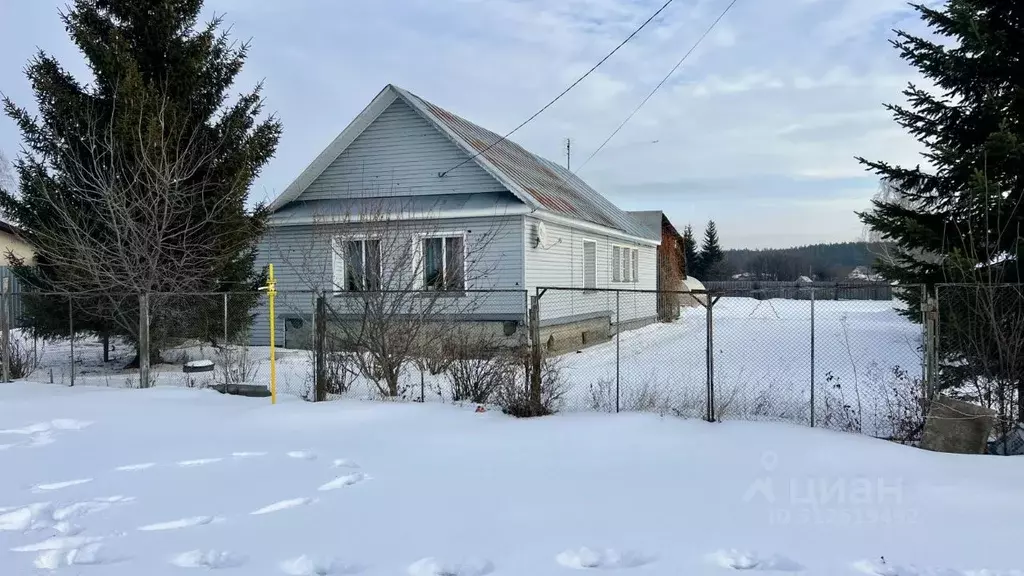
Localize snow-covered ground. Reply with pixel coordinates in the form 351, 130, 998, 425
1, 384, 1022, 575
14, 297, 923, 436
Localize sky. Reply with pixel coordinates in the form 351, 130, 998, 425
0, 0, 939, 249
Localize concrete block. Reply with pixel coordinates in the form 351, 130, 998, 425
920, 395, 997, 454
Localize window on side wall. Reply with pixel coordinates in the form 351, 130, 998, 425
422, 235, 466, 291
632, 248, 639, 283
622, 247, 632, 282
332, 238, 382, 292
583, 240, 596, 291
612, 246, 621, 282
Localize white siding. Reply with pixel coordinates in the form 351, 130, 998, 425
252, 216, 525, 346
296, 100, 504, 202
523, 217, 657, 326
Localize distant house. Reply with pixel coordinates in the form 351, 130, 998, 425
629, 211, 686, 321
0, 220, 34, 266
254, 84, 660, 350
847, 266, 882, 282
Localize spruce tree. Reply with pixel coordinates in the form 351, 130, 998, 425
858, 0, 1022, 290
698, 220, 725, 280
857, 1, 1023, 418
682, 224, 701, 279
0, 0, 280, 360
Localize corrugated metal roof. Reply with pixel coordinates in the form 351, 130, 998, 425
393, 86, 652, 240
626, 210, 664, 242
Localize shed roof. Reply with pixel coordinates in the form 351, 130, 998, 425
270, 84, 652, 241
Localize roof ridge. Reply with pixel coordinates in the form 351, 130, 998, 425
392, 86, 652, 240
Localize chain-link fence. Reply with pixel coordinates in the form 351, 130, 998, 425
0, 290, 276, 392
531, 285, 926, 439
0, 291, 145, 387
314, 289, 529, 403
0, 282, 940, 441
936, 283, 1024, 450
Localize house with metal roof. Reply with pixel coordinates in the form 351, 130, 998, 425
252, 84, 660, 349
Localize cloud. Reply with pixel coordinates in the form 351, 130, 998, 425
0, 0, 933, 249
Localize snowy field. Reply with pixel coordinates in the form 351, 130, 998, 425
1, 384, 1023, 575
13, 297, 922, 436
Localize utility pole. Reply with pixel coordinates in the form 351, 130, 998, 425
565, 138, 572, 171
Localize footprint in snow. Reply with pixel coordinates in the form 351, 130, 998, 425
34, 542, 129, 569
1, 496, 134, 532
279, 554, 364, 575
250, 498, 317, 516
54, 496, 135, 522
31, 478, 94, 493
287, 450, 318, 461
407, 557, 494, 576
556, 547, 653, 570
176, 457, 223, 467
170, 549, 247, 570
708, 550, 803, 572
11, 535, 105, 552
331, 459, 359, 469
232, 451, 268, 458
0, 419, 92, 450
138, 516, 223, 531
318, 472, 370, 492
115, 462, 157, 471
850, 558, 1024, 576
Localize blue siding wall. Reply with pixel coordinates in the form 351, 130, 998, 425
252, 216, 525, 346
296, 100, 504, 202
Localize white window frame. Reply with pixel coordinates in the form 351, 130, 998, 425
582, 239, 597, 291
415, 231, 468, 292
611, 243, 637, 283
331, 235, 383, 293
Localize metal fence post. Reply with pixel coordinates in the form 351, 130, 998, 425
706, 294, 716, 422
810, 287, 816, 427
920, 284, 927, 391
223, 292, 229, 347
1, 278, 9, 383
139, 293, 150, 389
314, 293, 327, 402
529, 294, 542, 412
615, 289, 621, 413
419, 295, 425, 403
68, 296, 75, 387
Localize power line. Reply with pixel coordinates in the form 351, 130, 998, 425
438, 0, 678, 178
574, 0, 740, 173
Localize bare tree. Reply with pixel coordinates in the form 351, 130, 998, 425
268, 193, 521, 398
12, 97, 260, 363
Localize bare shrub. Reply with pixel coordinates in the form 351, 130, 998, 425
324, 351, 358, 397
589, 376, 670, 413
872, 364, 925, 443
443, 329, 519, 404
5, 335, 41, 379
496, 354, 566, 417
818, 370, 863, 433
416, 334, 456, 377
218, 343, 261, 387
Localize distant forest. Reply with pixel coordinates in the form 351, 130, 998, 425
721, 242, 890, 282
